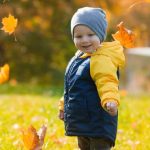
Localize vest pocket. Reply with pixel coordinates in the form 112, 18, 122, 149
67, 108, 90, 123
66, 96, 90, 123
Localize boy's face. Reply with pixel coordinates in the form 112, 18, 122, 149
73, 25, 101, 53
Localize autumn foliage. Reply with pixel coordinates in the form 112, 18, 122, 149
112, 21, 135, 48
0, 64, 9, 84
1, 14, 18, 35
2, 0, 149, 84
0, 13, 17, 85
21, 125, 47, 150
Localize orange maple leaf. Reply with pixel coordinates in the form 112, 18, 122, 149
21, 125, 47, 150
21, 125, 40, 150
112, 21, 135, 48
1, 14, 18, 35
0, 64, 9, 84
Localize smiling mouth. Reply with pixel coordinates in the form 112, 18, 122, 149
82, 45, 92, 49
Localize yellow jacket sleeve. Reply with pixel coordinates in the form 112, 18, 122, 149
90, 55, 119, 108
58, 96, 64, 111
90, 41, 125, 108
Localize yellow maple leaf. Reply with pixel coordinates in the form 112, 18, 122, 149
21, 125, 40, 150
112, 21, 135, 48
1, 14, 18, 35
0, 64, 9, 84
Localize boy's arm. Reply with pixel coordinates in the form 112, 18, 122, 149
90, 55, 120, 109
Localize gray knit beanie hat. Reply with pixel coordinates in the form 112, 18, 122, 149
71, 7, 108, 42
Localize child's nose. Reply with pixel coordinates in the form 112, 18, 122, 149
81, 36, 89, 43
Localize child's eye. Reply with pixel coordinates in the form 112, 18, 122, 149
75, 35, 82, 38
88, 34, 94, 36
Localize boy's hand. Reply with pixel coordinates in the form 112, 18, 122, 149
58, 110, 64, 121
105, 101, 118, 116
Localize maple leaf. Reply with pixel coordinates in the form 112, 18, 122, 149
0, 64, 9, 84
1, 14, 18, 35
21, 125, 47, 150
112, 21, 135, 48
21, 125, 40, 150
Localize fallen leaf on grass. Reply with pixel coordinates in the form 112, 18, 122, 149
21, 125, 47, 150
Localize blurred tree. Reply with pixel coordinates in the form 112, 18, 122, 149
122, 2, 150, 46
0, 0, 149, 85
0, 0, 75, 85
0, 42, 6, 65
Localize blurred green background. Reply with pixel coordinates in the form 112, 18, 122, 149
0, 0, 150, 85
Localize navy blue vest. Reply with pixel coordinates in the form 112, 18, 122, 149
64, 52, 118, 144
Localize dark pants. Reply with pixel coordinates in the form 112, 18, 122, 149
77, 136, 112, 150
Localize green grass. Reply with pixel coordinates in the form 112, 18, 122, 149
115, 95, 150, 150
0, 84, 150, 149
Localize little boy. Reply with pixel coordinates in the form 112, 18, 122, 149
59, 7, 125, 150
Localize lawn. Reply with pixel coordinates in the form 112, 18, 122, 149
0, 84, 150, 150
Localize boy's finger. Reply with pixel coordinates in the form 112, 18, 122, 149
110, 109, 117, 116
59, 113, 64, 120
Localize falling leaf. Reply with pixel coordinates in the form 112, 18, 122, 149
21, 125, 40, 150
0, 64, 9, 84
112, 21, 135, 48
1, 14, 18, 35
